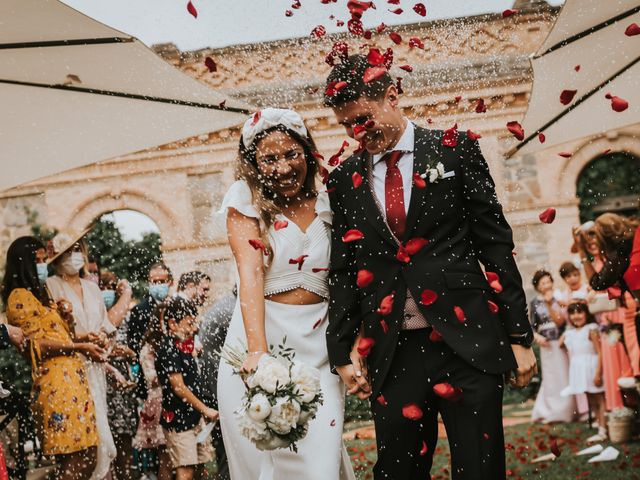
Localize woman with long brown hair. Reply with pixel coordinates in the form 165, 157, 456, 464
216, 108, 355, 480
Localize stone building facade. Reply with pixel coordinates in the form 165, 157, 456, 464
1, 1, 638, 301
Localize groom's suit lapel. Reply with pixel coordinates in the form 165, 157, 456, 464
403, 126, 434, 242
356, 152, 399, 248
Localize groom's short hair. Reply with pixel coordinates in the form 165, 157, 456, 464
323, 54, 394, 108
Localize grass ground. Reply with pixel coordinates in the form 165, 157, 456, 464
344, 420, 640, 480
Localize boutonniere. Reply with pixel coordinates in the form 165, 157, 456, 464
420, 162, 445, 184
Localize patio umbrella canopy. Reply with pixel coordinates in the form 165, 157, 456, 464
508, 0, 640, 157
0, 0, 250, 191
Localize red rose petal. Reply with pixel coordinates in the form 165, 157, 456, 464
311, 25, 327, 38
285, 10, 293, 17
248, 239, 268, 255
376, 394, 388, 406
558, 151, 572, 158
383, 48, 394, 69
429, 328, 443, 342
219, 100, 227, 109
389, 8, 403, 14
395, 77, 403, 94
251, 110, 262, 126
560, 89, 577, 105
539, 207, 556, 224
348, 18, 364, 36
413, 172, 426, 188
204, 56, 217, 73
376, 22, 386, 33
274, 220, 289, 231
312, 267, 329, 273
357, 337, 376, 357
186, 1, 198, 18
506, 121, 525, 141
574, 64, 581, 72
413, 3, 426, 16
342, 229, 364, 242
453, 306, 466, 323
475, 98, 487, 113
605, 93, 629, 112
409, 37, 424, 49
396, 246, 411, 263
162, 410, 175, 423
490, 280, 503, 293
420, 440, 428, 456
347, 0, 374, 18
364, 30, 373, 40
356, 269, 375, 288
405, 237, 429, 255
352, 172, 363, 188
380, 318, 389, 334
502, 9, 518, 17
389, 32, 402, 44
399, 64, 413, 72
442, 123, 459, 147
467, 129, 482, 140
288, 255, 309, 270
363, 67, 387, 84
454, 95, 462, 103
433, 382, 463, 401
367, 48, 385, 66
377, 292, 395, 316
402, 403, 423, 420
538, 132, 546, 143
487, 300, 499, 314
607, 285, 622, 300
330, 419, 336, 426
420, 289, 438, 306
625, 23, 640, 36
483, 433, 490, 440
312, 318, 324, 329
485, 271, 499, 284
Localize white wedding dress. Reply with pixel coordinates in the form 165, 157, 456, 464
217, 180, 355, 480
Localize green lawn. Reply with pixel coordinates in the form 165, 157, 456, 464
345, 421, 640, 480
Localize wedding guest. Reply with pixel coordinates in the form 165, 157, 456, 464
529, 270, 575, 423
0, 324, 25, 351
46, 230, 117, 479
155, 296, 218, 480
133, 311, 171, 480
176, 271, 211, 307
575, 213, 640, 375
556, 261, 589, 306
560, 302, 607, 443
3, 236, 101, 480
101, 271, 138, 480
129, 263, 173, 356
584, 230, 637, 408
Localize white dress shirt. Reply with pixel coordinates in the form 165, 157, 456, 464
371, 120, 415, 217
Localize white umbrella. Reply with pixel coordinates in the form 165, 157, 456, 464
507, 0, 640, 157
0, 0, 251, 191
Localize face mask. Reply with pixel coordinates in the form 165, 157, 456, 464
59, 251, 85, 275
102, 290, 116, 309
149, 283, 169, 301
36, 263, 48, 285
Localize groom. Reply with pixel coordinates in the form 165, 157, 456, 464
324, 55, 537, 480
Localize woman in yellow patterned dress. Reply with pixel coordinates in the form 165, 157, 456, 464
3, 236, 103, 480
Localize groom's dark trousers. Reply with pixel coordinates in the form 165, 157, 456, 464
326, 127, 533, 480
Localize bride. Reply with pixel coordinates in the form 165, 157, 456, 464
217, 108, 356, 479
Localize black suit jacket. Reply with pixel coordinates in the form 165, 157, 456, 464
326, 126, 532, 397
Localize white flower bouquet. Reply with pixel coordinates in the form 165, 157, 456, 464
220, 338, 323, 452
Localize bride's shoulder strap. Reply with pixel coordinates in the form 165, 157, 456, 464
218, 179, 260, 219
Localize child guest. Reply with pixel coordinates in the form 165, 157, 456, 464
560, 302, 607, 443
155, 296, 218, 480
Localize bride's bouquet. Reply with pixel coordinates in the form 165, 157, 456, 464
220, 338, 323, 452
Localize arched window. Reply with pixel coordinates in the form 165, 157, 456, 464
575, 152, 640, 223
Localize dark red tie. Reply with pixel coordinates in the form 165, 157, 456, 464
383, 150, 406, 239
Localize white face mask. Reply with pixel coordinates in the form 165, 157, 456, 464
59, 251, 85, 275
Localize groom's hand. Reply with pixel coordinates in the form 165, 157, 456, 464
509, 345, 538, 388
336, 355, 371, 400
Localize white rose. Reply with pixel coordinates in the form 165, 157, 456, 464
267, 397, 300, 435
297, 405, 318, 425
237, 414, 269, 443
251, 355, 291, 394
291, 362, 321, 403
436, 162, 445, 177
428, 169, 439, 183
248, 393, 272, 421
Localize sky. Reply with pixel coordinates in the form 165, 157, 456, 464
61, 0, 564, 51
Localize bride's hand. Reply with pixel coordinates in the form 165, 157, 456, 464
240, 351, 267, 376
349, 347, 372, 399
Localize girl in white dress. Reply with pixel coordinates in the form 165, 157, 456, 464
560, 302, 607, 442
217, 108, 356, 480
46, 234, 117, 479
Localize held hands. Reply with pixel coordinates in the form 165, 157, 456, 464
508, 344, 538, 388
336, 344, 372, 400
